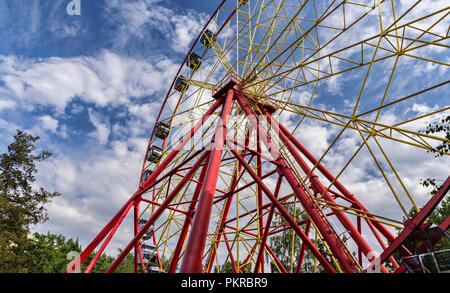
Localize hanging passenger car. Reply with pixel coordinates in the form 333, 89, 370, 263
147, 146, 163, 164
186, 52, 201, 71
200, 29, 216, 48
155, 121, 170, 140
401, 224, 450, 273
138, 219, 155, 241
174, 76, 189, 93
138, 244, 158, 267
141, 169, 153, 184
238, 0, 249, 8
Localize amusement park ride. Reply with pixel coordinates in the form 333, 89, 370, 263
68, 0, 450, 273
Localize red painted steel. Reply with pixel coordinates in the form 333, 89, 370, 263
84, 200, 135, 273
265, 110, 388, 272
235, 91, 357, 272
106, 150, 212, 273
168, 152, 211, 273
368, 176, 450, 272
228, 144, 336, 273
254, 175, 283, 273
295, 220, 312, 273
180, 89, 235, 273
268, 110, 397, 243
205, 127, 254, 272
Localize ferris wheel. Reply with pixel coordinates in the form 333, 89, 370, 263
72, 0, 450, 273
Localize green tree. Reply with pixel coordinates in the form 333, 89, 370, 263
20, 232, 82, 273
0, 130, 60, 272
423, 115, 450, 157
22, 231, 137, 273
416, 114, 450, 225
113, 249, 136, 273
213, 260, 251, 273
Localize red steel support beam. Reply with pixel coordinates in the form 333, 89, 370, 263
266, 244, 288, 273
168, 152, 211, 273
205, 137, 252, 273
222, 232, 238, 273
235, 91, 357, 272
67, 199, 135, 273
254, 175, 283, 273
256, 125, 264, 272
213, 168, 277, 204
369, 176, 450, 272
270, 111, 397, 244
134, 202, 140, 273
105, 150, 211, 273
229, 144, 336, 273
265, 111, 386, 272
295, 219, 312, 273
180, 89, 234, 273
68, 98, 224, 272
84, 200, 135, 273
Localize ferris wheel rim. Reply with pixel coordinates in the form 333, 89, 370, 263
135, 0, 450, 273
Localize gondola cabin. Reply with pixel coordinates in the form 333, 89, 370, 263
139, 244, 158, 267
186, 52, 201, 71
401, 224, 450, 273
238, 0, 249, 8
147, 146, 163, 164
200, 29, 216, 48
141, 169, 153, 184
174, 76, 189, 93
138, 219, 154, 241
155, 121, 170, 140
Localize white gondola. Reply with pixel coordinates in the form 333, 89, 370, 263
141, 169, 153, 184
147, 146, 163, 164
155, 121, 170, 140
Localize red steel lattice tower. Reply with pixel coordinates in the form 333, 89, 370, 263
68, 0, 450, 273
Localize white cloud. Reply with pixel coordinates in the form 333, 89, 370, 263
88, 109, 110, 145
0, 51, 177, 113
39, 115, 59, 133
106, 0, 208, 53
33, 138, 145, 254
0, 99, 16, 112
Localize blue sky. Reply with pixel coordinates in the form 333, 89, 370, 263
0, 0, 449, 263
0, 0, 219, 253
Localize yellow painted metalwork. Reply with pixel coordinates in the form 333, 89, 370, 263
134, 0, 450, 273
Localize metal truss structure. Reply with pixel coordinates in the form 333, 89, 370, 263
69, 0, 449, 273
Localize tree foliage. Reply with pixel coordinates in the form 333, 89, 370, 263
0, 130, 148, 273
0, 130, 60, 272
17, 231, 135, 273
422, 115, 450, 157
416, 114, 450, 225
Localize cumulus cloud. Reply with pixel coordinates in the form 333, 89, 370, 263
88, 109, 110, 145
0, 51, 177, 113
39, 115, 59, 134
106, 0, 208, 54
34, 137, 146, 253
0, 0, 447, 265
0, 99, 16, 112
